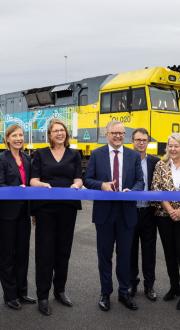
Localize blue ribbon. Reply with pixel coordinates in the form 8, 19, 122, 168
0, 187, 179, 201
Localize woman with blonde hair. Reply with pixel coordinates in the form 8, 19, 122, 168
151, 133, 180, 310
0, 124, 35, 310
30, 118, 83, 316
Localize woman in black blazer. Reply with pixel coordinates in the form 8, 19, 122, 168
0, 124, 36, 310
30, 118, 83, 316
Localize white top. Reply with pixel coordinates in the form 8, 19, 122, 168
170, 160, 180, 190
108, 144, 123, 191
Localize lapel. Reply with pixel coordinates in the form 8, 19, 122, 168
122, 147, 130, 188
147, 155, 151, 190
6, 150, 21, 182
20, 152, 30, 185
101, 145, 112, 181
5, 150, 30, 185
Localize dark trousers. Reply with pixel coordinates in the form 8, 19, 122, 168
35, 204, 77, 300
157, 216, 180, 290
95, 204, 134, 296
0, 213, 31, 301
130, 207, 157, 289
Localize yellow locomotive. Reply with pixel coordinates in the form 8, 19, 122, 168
78, 66, 180, 156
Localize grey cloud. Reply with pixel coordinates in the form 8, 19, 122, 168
0, 0, 180, 94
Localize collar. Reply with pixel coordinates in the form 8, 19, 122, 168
108, 144, 123, 153
141, 154, 148, 161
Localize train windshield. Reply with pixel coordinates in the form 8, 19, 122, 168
149, 86, 179, 112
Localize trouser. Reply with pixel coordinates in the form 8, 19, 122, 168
0, 214, 31, 301
95, 204, 134, 296
130, 207, 157, 289
157, 216, 180, 290
35, 204, 77, 300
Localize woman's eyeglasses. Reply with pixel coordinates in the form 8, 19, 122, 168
51, 129, 65, 134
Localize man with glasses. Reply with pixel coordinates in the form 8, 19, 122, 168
85, 121, 144, 312
130, 128, 159, 301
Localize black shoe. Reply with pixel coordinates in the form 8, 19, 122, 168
19, 296, 36, 304
118, 293, 138, 310
176, 299, 180, 310
144, 288, 157, 301
129, 285, 137, 297
163, 288, 180, 301
98, 294, 110, 311
54, 292, 73, 307
5, 299, 22, 310
38, 299, 52, 316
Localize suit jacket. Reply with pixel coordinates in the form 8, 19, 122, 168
0, 150, 31, 220
146, 154, 160, 190
85, 145, 144, 227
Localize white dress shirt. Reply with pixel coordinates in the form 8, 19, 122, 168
137, 155, 149, 208
108, 144, 123, 191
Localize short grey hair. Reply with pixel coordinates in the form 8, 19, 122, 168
106, 120, 125, 132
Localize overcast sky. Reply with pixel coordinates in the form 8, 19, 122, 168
0, 0, 180, 94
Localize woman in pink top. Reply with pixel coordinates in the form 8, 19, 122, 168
0, 124, 36, 310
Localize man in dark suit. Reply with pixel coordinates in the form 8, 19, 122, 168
130, 128, 159, 301
85, 120, 144, 311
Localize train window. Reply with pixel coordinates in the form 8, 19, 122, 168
101, 88, 147, 113
131, 88, 147, 110
100, 93, 111, 113
149, 87, 179, 112
112, 91, 127, 112
80, 94, 88, 106
79, 88, 88, 106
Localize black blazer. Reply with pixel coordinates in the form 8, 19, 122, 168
0, 150, 31, 220
147, 154, 160, 190
85, 145, 144, 227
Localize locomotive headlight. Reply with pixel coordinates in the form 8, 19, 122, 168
148, 142, 157, 150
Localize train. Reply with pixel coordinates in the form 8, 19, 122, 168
0, 66, 180, 158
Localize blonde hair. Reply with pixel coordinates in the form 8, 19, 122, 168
4, 124, 24, 149
47, 118, 70, 148
163, 133, 180, 162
